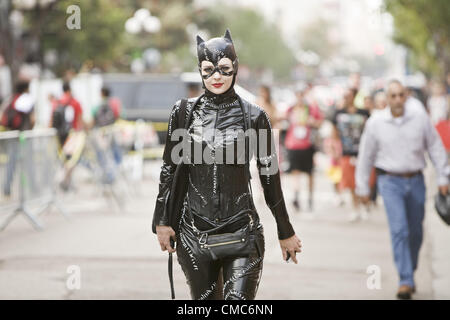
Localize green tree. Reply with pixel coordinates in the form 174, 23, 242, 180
147, 4, 296, 80
120, 0, 225, 72
383, 0, 450, 78
38, 0, 129, 76
221, 7, 296, 80
2, 0, 295, 82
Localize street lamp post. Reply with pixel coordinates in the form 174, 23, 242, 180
0, 0, 57, 88
0, 0, 18, 88
125, 8, 161, 73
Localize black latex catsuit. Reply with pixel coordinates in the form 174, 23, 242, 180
152, 30, 295, 300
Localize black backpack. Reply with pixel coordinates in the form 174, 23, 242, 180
52, 103, 74, 146
94, 99, 116, 127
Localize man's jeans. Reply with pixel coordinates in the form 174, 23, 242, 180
377, 173, 426, 288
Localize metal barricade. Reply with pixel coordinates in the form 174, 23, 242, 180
0, 131, 21, 214
0, 128, 66, 231
80, 125, 134, 212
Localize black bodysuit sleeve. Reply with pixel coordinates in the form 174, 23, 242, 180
152, 100, 182, 233
254, 108, 295, 240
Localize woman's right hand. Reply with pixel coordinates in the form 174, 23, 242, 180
156, 225, 176, 253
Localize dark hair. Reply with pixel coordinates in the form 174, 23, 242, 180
15, 81, 29, 94
101, 87, 111, 97
350, 87, 358, 98
63, 82, 71, 92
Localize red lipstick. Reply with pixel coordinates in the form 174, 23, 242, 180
212, 83, 223, 88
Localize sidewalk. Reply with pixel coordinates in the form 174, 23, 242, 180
0, 158, 446, 299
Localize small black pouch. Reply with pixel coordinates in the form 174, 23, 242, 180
198, 224, 255, 261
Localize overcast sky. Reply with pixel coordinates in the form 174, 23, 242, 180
195, 0, 394, 57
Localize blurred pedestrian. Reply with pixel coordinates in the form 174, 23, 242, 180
90, 86, 123, 183
187, 83, 201, 98
349, 72, 364, 109
256, 85, 279, 128
435, 116, 450, 152
373, 90, 387, 111
323, 127, 344, 207
255, 84, 284, 173
91, 87, 121, 128
348, 72, 361, 93
363, 95, 374, 114
332, 87, 370, 221
50, 82, 85, 191
427, 80, 449, 126
406, 87, 427, 113
356, 80, 448, 300
366, 90, 387, 206
1, 81, 36, 196
1, 81, 35, 131
284, 83, 323, 212
50, 82, 83, 146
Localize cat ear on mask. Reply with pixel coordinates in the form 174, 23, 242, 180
196, 35, 205, 46
224, 29, 233, 42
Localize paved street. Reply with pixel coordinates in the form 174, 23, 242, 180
0, 155, 449, 300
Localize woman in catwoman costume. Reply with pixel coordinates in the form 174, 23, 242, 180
153, 29, 302, 300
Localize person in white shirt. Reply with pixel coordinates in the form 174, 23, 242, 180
356, 79, 448, 299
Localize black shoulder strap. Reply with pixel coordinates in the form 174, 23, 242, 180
246, 101, 254, 192
168, 98, 187, 301
178, 98, 188, 129
238, 97, 255, 209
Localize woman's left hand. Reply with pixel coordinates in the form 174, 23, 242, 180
279, 235, 302, 264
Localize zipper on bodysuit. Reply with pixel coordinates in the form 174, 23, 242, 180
211, 108, 221, 219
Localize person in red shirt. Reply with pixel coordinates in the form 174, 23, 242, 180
50, 82, 83, 133
50, 82, 84, 191
284, 84, 323, 212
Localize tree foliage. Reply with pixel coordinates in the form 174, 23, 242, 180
218, 7, 296, 80
6, 0, 296, 81
383, 0, 450, 78
33, 0, 129, 75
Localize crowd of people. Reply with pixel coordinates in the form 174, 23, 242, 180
255, 75, 449, 299
255, 75, 449, 217
0, 80, 123, 194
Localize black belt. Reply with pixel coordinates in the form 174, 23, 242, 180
375, 168, 422, 178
